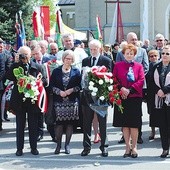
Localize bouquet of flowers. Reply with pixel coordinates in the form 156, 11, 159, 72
86, 66, 123, 114
13, 66, 40, 104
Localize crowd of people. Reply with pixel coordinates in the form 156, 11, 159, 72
0, 32, 170, 159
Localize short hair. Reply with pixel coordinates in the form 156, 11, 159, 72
122, 44, 137, 55
18, 46, 31, 55
155, 33, 165, 41
148, 50, 159, 57
127, 32, 138, 41
88, 39, 102, 48
62, 33, 74, 41
38, 40, 48, 48
62, 50, 75, 63
49, 43, 58, 49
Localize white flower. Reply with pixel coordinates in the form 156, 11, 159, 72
89, 81, 95, 86
89, 85, 94, 91
108, 85, 113, 91
93, 87, 98, 93
99, 96, 105, 101
98, 79, 104, 85
25, 92, 30, 98
91, 92, 97, 96
105, 77, 110, 83
110, 79, 113, 84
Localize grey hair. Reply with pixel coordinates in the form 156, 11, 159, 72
62, 50, 75, 63
18, 46, 31, 55
62, 33, 74, 40
88, 39, 102, 48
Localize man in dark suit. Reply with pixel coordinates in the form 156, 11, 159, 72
6, 46, 47, 156
81, 39, 112, 157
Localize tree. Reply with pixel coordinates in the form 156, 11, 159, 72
0, 0, 35, 42
0, 7, 13, 41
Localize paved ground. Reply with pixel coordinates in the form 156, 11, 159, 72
0, 103, 170, 170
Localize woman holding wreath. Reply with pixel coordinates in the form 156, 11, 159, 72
50, 50, 81, 155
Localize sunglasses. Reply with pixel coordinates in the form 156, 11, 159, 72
162, 52, 170, 55
156, 39, 163, 42
149, 55, 157, 58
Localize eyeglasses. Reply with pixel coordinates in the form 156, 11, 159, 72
162, 52, 170, 55
156, 39, 163, 42
65, 58, 72, 61
149, 55, 157, 58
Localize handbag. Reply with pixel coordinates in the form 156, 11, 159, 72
54, 100, 79, 121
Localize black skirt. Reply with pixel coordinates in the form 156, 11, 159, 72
113, 97, 142, 128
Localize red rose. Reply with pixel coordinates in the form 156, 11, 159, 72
26, 83, 32, 90
113, 89, 118, 95
18, 78, 26, 87
110, 97, 115, 103
116, 99, 122, 105
109, 92, 113, 98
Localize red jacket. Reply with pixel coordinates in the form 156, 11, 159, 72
113, 61, 144, 98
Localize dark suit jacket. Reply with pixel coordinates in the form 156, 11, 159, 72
6, 60, 47, 112
82, 55, 113, 71
50, 65, 81, 103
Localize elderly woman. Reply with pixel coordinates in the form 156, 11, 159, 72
150, 45, 170, 158
50, 50, 81, 155
113, 44, 144, 158
146, 50, 159, 140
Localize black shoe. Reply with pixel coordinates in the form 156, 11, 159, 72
101, 148, 108, 157
37, 135, 43, 141
65, 145, 70, 154
137, 137, 143, 144
131, 153, 138, 158
81, 149, 90, 156
31, 149, 39, 155
160, 150, 169, 158
149, 135, 155, 140
123, 151, 131, 158
54, 146, 61, 154
0, 126, 2, 131
118, 136, 125, 144
16, 150, 23, 156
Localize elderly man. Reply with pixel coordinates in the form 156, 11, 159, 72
6, 46, 47, 156
116, 32, 149, 144
81, 39, 112, 157
49, 43, 58, 60
154, 33, 165, 59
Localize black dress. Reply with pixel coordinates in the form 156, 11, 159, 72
113, 98, 142, 128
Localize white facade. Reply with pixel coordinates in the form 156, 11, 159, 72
60, 0, 170, 43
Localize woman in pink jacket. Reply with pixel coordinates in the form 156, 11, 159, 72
113, 44, 144, 158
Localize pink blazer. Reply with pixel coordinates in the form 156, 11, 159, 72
113, 61, 145, 98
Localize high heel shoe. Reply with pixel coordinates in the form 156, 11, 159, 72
131, 149, 138, 158
93, 133, 101, 144
123, 151, 131, 158
160, 150, 169, 158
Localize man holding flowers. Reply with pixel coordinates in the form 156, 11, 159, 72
81, 39, 113, 157
6, 46, 47, 156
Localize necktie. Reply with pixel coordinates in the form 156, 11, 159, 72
91, 57, 96, 66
